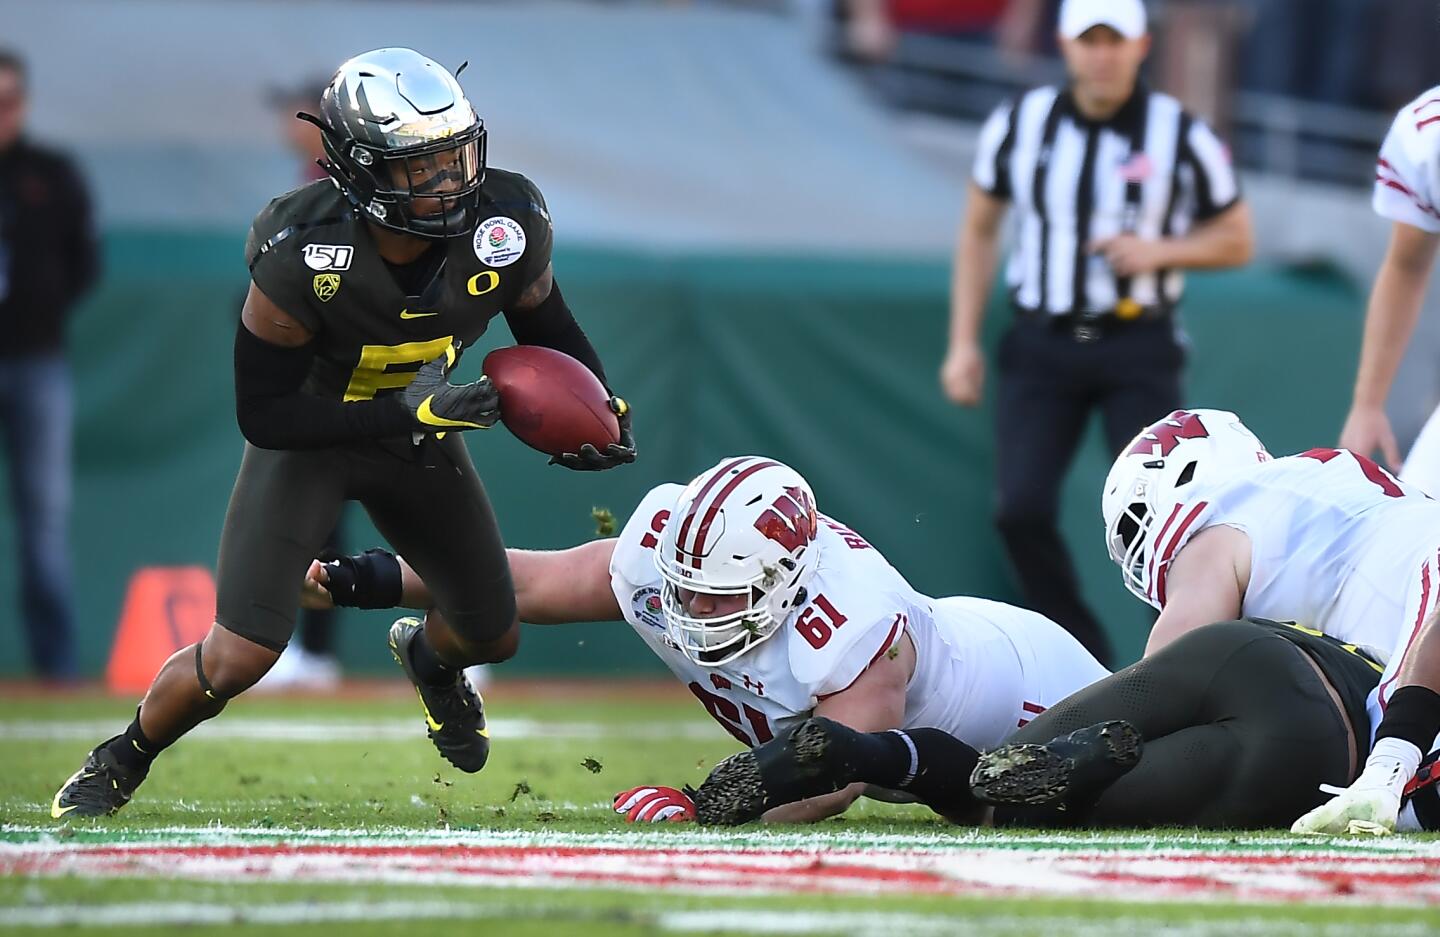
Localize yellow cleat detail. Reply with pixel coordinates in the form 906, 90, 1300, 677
50, 768, 90, 819
415, 688, 444, 732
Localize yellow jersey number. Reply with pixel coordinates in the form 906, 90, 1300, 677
343, 336, 455, 402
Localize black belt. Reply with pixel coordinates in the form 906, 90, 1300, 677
1014, 304, 1172, 343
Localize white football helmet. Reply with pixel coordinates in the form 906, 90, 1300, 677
654, 456, 821, 666
1102, 409, 1270, 607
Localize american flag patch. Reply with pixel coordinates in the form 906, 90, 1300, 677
1119, 152, 1153, 183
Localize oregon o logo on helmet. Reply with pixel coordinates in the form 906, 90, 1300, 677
472, 216, 526, 267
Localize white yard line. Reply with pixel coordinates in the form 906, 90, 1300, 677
0, 717, 718, 742
5, 824, 1439, 856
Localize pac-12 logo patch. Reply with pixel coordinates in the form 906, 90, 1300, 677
302, 244, 354, 271
472, 216, 526, 267
312, 273, 341, 303
632, 586, 664, 630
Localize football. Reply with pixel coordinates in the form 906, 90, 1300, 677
482, 345, 620, 457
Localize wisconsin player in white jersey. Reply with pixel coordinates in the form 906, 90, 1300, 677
1340, 86, 1440, 493
302, 455, 1108, 823
1096, 409, 1440, 834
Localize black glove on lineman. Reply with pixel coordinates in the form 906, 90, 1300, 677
319, 549, 403, 609
551, 396, 637, 471
401, 346, 500, 432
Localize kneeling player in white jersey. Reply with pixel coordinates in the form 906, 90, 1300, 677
303, 455, 1108, 823
1032, 409, 1440, 834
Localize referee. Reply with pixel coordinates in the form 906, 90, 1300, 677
939, 0, 1253, 664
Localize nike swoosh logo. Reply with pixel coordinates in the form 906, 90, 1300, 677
51, 770, 92, 818
417, 395, 482, 429
400, 309, 439, 319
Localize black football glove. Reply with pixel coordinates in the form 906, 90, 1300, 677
550, 395, 637, 471
401, 345, 500, 432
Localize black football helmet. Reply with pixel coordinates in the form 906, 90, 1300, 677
304, 48, 486, 239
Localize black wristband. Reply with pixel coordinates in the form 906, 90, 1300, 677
1375, 685, 1440, 752
323, 549, 404, 609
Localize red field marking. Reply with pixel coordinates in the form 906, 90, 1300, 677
3, 842, 1438, 906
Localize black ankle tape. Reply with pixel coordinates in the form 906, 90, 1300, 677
194, 643, 225, 702
109, 707, 162, 770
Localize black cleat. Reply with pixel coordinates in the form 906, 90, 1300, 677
970, 720, 1142, 809
692, 717, 856, 826
388, 617, 490, 774
51, 739, 148, 819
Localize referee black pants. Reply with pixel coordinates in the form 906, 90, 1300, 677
993, 314, 1185, 666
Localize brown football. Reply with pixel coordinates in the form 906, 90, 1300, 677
482, 345, 620, 457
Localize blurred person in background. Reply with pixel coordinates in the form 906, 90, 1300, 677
938, 0, 1252, 666
0, 48, 100, 682
1239, 0, 1367, 108
840, 0, 1065, 60
251, 76, 343, 692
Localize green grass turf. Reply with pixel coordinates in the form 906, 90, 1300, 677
2, 688, 1438, 936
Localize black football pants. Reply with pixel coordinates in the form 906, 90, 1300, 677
993, 621, 1374, 829
992, 315, 1185, 666
215, 433, 514, 651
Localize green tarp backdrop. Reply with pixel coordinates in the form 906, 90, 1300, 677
0, 231, 1362, 677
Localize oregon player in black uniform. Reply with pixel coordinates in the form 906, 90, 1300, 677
689, 619, 1385, 829
51, 48, 635, 818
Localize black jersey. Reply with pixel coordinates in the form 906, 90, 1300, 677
244, 169, 553, 401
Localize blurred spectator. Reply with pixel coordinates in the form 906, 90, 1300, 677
836, 0, 1018, 61
1239, 0, 1366, 107
251, 76, 341, 691
1149, 0, 1248, 135
0, 49, 99, 681
940, 0, 1253, 665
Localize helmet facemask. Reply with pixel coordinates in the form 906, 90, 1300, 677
316, 119, 485, 239
1101, 408, 1266, 608
657, 555, 807, 666
652, 457, 820, 667
309, 48, 488, 240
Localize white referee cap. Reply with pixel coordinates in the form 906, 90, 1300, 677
1059, 0, 1148, 39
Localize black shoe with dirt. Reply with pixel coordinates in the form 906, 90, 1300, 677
970, 719, 1142, 808
691, 717, 858, 826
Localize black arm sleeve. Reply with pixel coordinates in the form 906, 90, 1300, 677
502, 278, 610, 390
234, 322, 414, 449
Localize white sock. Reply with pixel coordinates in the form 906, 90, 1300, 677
1360, 737, 1424, 791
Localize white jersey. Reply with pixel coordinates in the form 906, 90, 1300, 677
1374, 87, 1440, 234
610, 484, 1108, 752
1154, 450, 1440, 731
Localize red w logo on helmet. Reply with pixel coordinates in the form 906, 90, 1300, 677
753, 486, 818, 553
1128, 410, 1210, 457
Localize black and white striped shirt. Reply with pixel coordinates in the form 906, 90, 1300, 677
974, 84, 1240, 316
